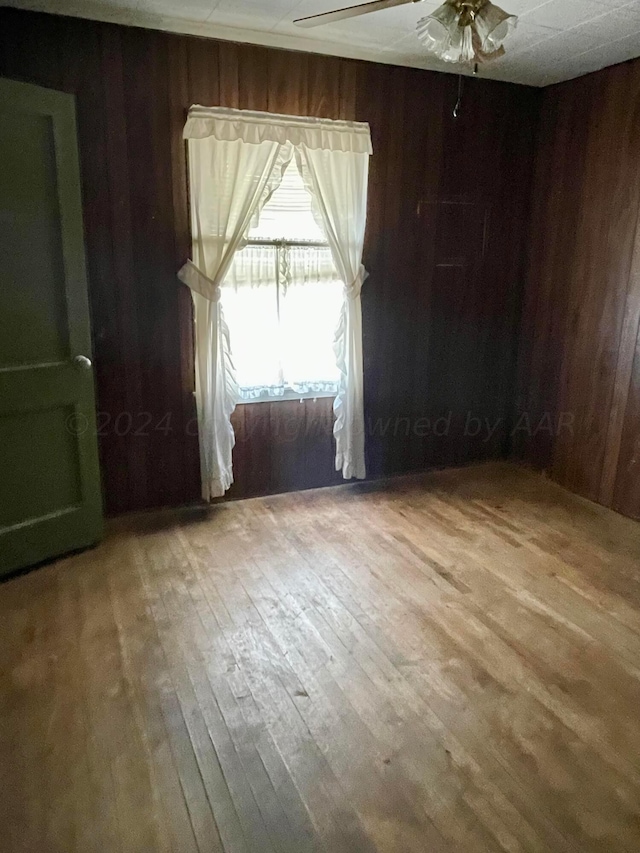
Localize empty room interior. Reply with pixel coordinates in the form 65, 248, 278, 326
3, 0, 640, 850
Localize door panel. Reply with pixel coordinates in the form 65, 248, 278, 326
0, 109, 69, 367
0, 77, 103, 576
0, 406, 82, 529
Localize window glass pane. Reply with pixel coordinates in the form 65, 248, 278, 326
220, 159, 343, 401
221, 244, 343, 399
280, 275, 343, 391
221, 246, 282, 393
248, 159, 326, 243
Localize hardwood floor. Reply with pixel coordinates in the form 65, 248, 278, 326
2, 462, 640, 853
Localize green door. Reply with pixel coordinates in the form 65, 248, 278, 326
0, 77, 103, 576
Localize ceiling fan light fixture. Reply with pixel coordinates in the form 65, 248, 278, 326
416, 0, 517, 64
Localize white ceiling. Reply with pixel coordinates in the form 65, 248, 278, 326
6, 0, 640, 86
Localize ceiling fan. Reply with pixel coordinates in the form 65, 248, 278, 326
294, 0, 518, 65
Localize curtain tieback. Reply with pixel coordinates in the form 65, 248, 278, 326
344, 265, 369, 300
177, 260, 223, 303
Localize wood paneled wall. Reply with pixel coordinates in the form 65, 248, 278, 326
515, 57, 640, 520
0, 8, 539, 513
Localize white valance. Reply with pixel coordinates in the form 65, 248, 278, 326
184, 105, 373, 155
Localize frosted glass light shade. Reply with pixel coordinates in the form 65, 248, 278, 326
416, 1, 517, 64
474, 3, 517, 53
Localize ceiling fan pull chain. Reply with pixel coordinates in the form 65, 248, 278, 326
453, 73, 463, 118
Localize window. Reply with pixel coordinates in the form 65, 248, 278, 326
219, 159, 344, 402
179, 105, 371, 495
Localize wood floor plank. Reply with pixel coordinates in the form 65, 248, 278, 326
178, 521, 381, 853
2, 462, 640, 852
228, 510, 540, 851
76, 540, 163, 853
318, 496, 640, 848
261, 498, 580, 851
107, 541, 201, 853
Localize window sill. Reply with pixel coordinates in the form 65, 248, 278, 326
236, 390, 336, 405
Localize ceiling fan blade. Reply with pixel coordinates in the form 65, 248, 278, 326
294, 0, 420, 29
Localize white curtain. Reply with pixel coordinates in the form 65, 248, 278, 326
178, 133, 293, 499
178, 106, 372, 498
297, 146, 370, 480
